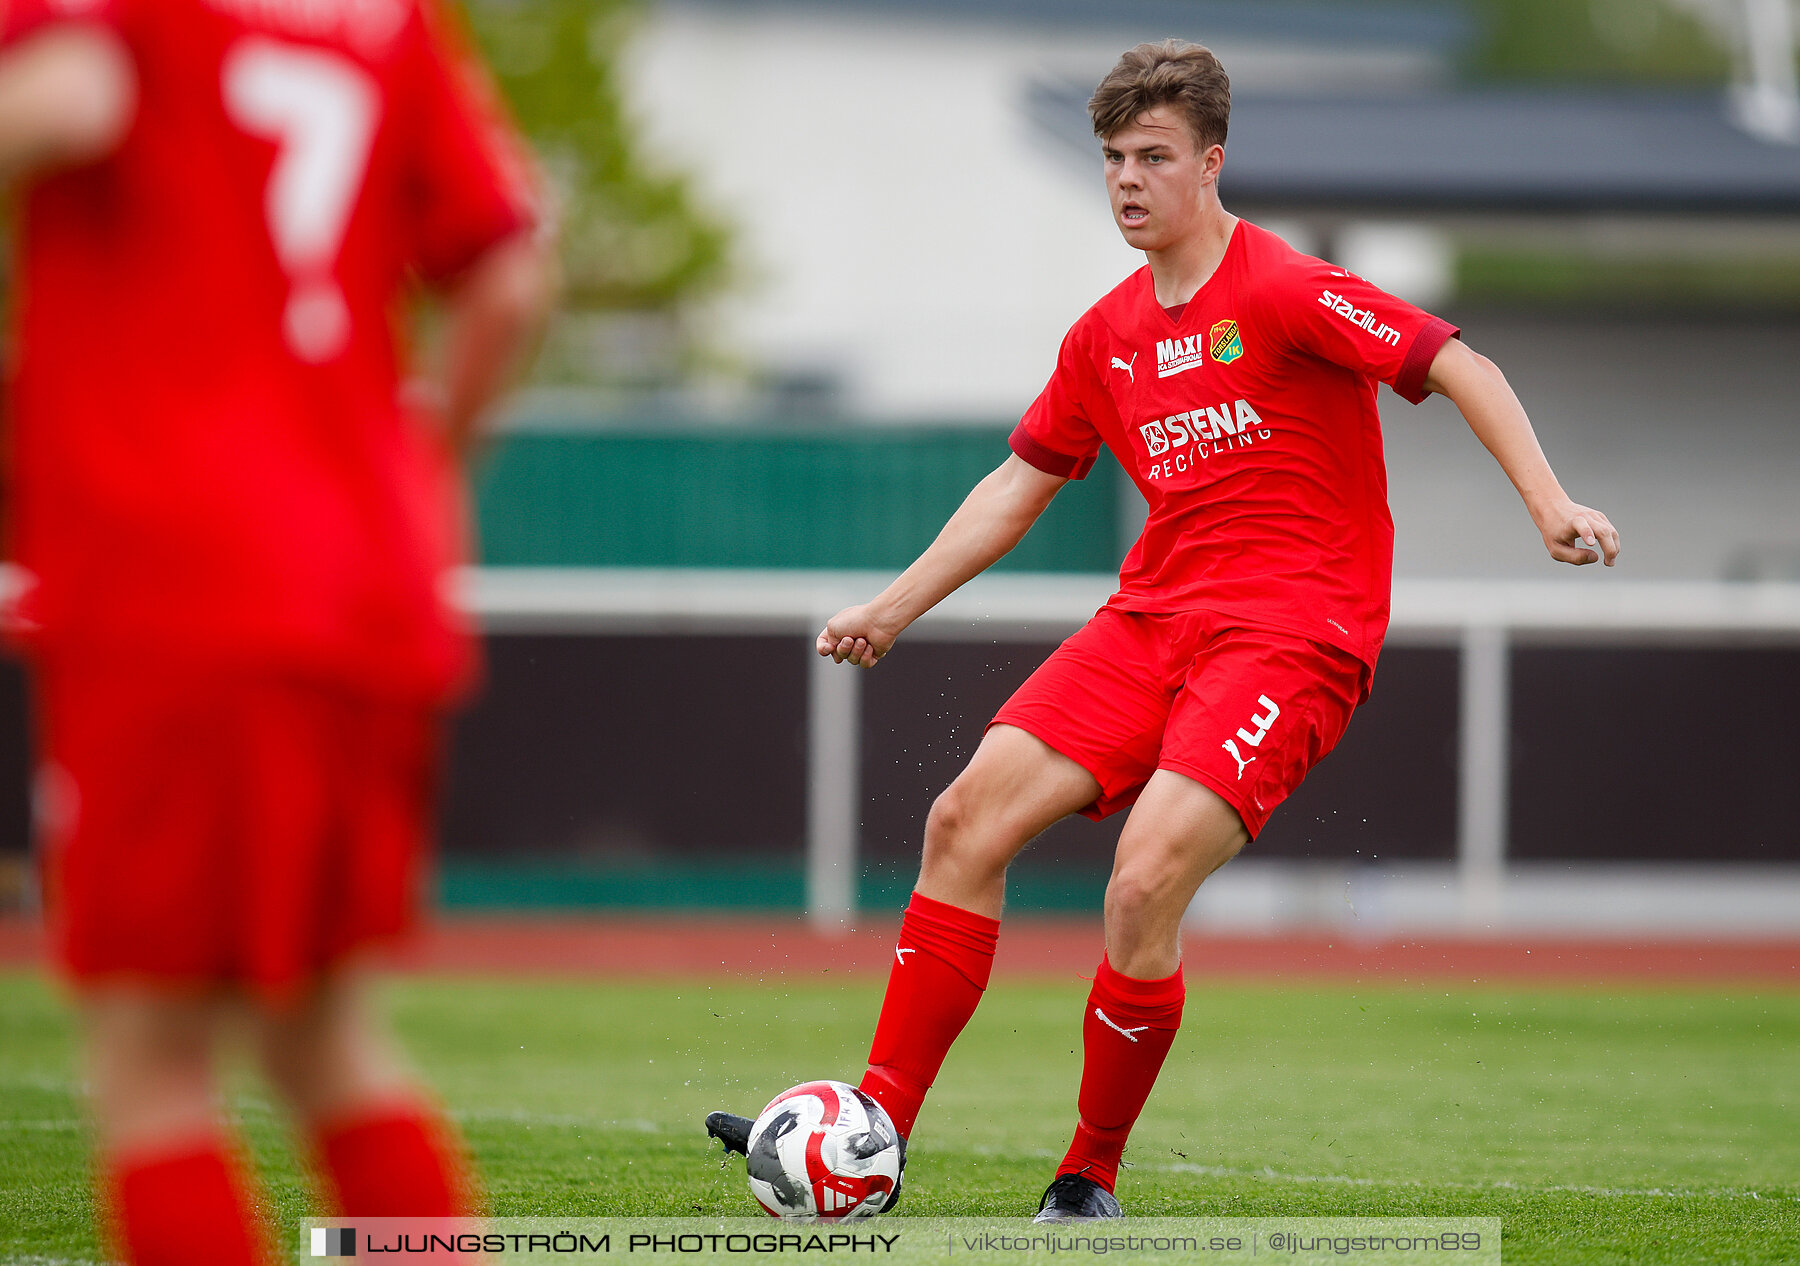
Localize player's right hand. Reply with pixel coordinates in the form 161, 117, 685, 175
817, 604, 899, 668
1535, 499, 1621, 567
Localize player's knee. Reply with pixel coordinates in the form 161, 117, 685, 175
924, 783, 971, 850
922, 783, 1007, 876
254, 1020, 321, 1104
1102, 868, 1162, 929
1103, 845, 1208, 929
254, 983, 413, 1123
83, 995, 215, 1070
254, 1001, 353, 1113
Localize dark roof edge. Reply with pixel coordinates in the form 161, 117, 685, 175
655, 0, 1475, 53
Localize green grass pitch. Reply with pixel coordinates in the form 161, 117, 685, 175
2, 970, 1797, 1264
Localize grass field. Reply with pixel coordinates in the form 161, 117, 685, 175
3, 970, 1797, 1264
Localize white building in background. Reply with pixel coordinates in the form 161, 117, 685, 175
621, 0, 1458, 419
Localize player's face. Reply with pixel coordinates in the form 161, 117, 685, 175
1102, 106, 1221, 251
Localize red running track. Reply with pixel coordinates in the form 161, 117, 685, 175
2, 915, 1797, 985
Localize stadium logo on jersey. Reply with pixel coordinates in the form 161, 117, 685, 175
1137, 398, 1270, 474
1209, 319, 1244, 365
1154, 334, 1208, 378
1319, 290, 1402, 347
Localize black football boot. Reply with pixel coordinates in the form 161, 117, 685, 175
1033, 1173, 1123, 1222
704, 1111, 754, 1156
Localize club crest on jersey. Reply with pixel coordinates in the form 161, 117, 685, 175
1209, 319, 1243, 364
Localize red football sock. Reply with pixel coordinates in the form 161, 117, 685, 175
314, 1103, 476, 1217
104, 1135, 271, 1266
1056, 956, 1186, 1193
860, 891, 1001, 1137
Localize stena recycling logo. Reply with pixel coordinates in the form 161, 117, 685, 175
312, 1227, 356, 1257
1138, 398, 1272, 477
1138, 398, 1266, 457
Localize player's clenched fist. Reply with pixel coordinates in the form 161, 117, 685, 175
817, 604, 900, 667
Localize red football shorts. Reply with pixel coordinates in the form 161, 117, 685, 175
991, 608, 1368, 837
35, 660, 443, 1000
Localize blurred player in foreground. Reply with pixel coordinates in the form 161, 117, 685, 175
0, 0, 550, 1260
710, 39, 1619, 1220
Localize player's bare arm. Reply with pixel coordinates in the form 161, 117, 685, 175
434, 229, 558, 460
1425, 336, 1621, 567
818, 455, 1067, 667
0, 24, 132, 181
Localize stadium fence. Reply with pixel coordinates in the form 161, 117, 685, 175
462, 569, 1800, 938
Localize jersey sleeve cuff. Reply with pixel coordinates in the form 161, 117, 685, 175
1392, 317, 1460, 405
1009, 422, 1096, 480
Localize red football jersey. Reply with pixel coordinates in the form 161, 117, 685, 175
1011, 219, 1457, 672
2, 0, 534, 697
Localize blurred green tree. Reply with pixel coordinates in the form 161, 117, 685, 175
458, 0, 733, 382
1466, 0, 1730, 84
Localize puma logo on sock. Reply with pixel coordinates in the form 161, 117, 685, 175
1095, 1007, 1149, 1043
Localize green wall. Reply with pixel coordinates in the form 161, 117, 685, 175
437, 858, 1111, 913
473, 425, 1124, 572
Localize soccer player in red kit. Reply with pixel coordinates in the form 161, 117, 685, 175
0, 0, 550, 1261
708, 40, 1619, 1220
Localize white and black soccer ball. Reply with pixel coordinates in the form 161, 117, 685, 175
744, 1080, 903, 1220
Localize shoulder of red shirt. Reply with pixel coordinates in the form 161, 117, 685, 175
1236, 218, 1458, 403
1, 0, 126, 44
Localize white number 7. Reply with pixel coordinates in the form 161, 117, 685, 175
223, 37, 379, 363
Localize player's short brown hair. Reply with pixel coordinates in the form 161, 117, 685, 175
1088, 39, 1231, 152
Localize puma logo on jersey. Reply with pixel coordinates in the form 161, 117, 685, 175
1221, 695, 1281, 780
1111, 353, 1137, 381
895, 947, 914, 965
1094, 1008, 1148, 1043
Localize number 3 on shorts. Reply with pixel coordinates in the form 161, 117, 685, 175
222, 37, 379, 364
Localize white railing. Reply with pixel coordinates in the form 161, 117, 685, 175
463, 569, 1800, 934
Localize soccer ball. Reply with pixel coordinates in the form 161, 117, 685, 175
744, 1080, 903, 1220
